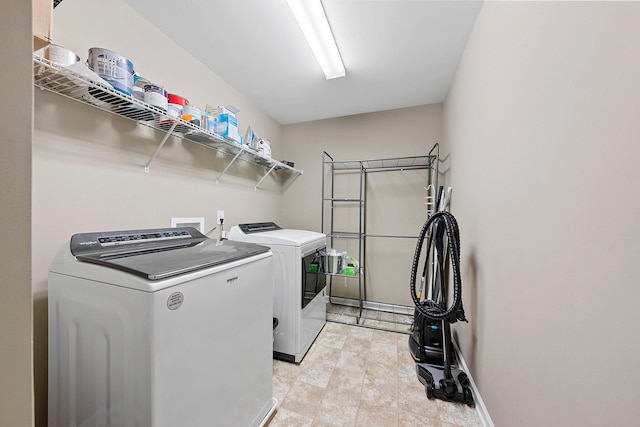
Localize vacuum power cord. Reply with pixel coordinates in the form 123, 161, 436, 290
410, 210, 467, 323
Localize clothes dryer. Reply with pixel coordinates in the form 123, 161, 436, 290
228, 222, 326, 363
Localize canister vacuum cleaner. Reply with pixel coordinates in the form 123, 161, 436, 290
408, 187, 474, 406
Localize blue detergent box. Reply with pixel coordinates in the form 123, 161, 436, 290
215, 113, 239, 142
214, 105, 240, 143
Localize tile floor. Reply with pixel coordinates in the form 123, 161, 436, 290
266, 319, 483, 427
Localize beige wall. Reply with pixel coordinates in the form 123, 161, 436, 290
443, 2, 640, 425
32, 0, 291, 424
282, 104, 443, 306
29, 1, 640, 425
0, 0, 34, 425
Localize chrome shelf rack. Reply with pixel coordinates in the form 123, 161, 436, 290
321, 144, 440, 329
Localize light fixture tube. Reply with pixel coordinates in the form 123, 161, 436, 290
287, 0, 346, 79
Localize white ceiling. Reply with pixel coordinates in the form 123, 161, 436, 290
123, 0, 483, 125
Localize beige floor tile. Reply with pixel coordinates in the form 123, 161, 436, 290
366, 353, 399, 377
378, 311, 396, 322
326, 312, 343, 323
273, 359, 303, 380
372, 329, 402, 345
300, 350, 323, 368
356, 399, 398, 427
312, 419, 346, 427
316, 331, 348, 350
327, 304, 360, 316
273, 374, 295, 403
324, 321, 354, 336
398, 342, 416, 365
369, 340, 399, 362
398, 377, 427, 402
398, 382, 440, 422
304, 343, 343, 368
397, 360, 419, 386
280, 380, 327, 418
267, 407, 313, 427
361, 309, 380, 320
340, 305, 361, 316
341, 336, 372, 355
272, 316, 482, 427
436, 400, 482, 427
360, 318, 384, 329
297, 361, 335, 388
334, 314, 358, 325
348, 325, 373, 340
399, 411, 442, 427
314, 391, 360, 427
335, 349, 367, 373
360, 372, 398, 406
395, 322, 413, 334
325, 367, 364, 404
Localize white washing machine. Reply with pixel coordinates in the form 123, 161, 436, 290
228, 222, 326, 363
48, 227, 276, 427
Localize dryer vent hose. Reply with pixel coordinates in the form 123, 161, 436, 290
410, 210, 467, 323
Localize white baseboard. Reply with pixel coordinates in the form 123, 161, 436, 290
452, 340, 494, 427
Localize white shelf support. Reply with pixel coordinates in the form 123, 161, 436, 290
254, 163, 278, 191
215, 145, 247, 184
144, 121, 178, 173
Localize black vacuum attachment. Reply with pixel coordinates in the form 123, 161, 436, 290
409, 209, 474, 407
416, 361, 474, 404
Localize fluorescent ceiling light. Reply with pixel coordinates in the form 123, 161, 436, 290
287, 0, 346, 79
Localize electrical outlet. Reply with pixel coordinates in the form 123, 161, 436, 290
217, 210, 225, 224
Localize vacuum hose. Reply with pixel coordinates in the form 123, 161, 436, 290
410, 210, 467, 323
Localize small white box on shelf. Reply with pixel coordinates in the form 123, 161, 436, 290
256, 138, 272, 158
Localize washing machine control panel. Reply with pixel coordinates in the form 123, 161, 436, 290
97, 229, 192, 246
238, 222, 282, 234
70, 227, 206, 257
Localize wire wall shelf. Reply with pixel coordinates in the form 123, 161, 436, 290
327, 155, 437, 172
33, 55, 303, 190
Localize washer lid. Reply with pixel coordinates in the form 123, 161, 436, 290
228, 223, 325, 246
69, 227, 270, 280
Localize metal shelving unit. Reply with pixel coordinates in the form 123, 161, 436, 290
33, 55, 303, 190
321, 144, 440, 330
